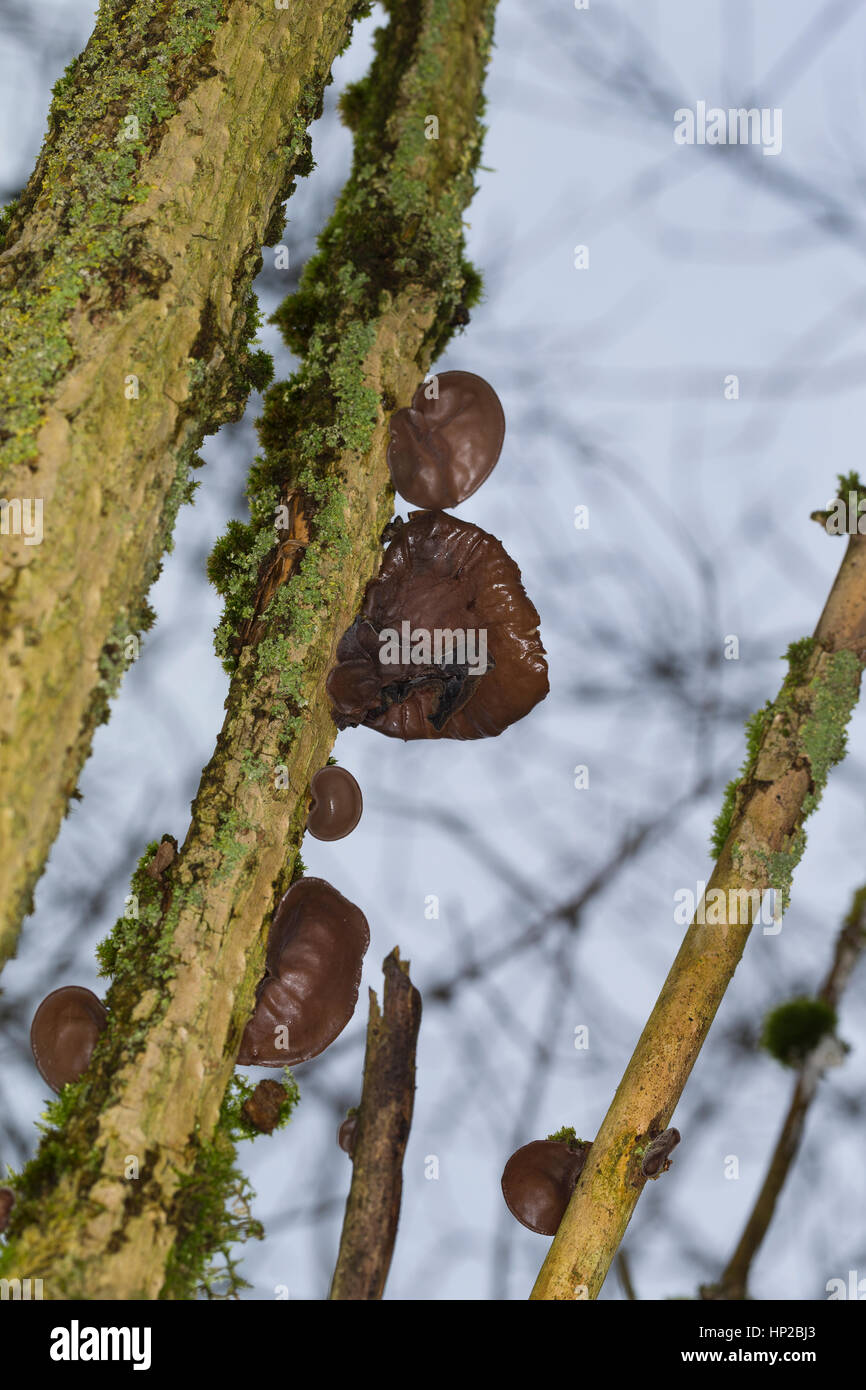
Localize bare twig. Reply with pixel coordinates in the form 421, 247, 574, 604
330, 949, 422, 1301
617, 1250, 638, 1301
703, 884, 866, 1300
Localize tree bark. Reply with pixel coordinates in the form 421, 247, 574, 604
531, 533, 866, 1300
0, 0, 497, 1300
0, 0, 365, 966
330, 948, 422, 1301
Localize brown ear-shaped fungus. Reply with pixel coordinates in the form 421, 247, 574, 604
387, 370, 505, 509
501, 1138, 592, 1236
337, 1113, 358, 1157
30, 986, 109, 1093
306, 766, 363, 841
237, 878, 370, 1067
326, 510, 549, 740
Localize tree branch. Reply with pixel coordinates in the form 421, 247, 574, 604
0, 0, 497, 1300
531, 532, 866, 1300
703, 883, 866, 1301
330, 948, 422, 1301
0, 0, 364, 966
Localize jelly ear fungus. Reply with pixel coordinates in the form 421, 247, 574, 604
306, 766, 363, 841
501, 1137, 593, 1236
30, 985, 109, 1093
326, 510, 549, 740
238, 878, 370, 1067
387, 370, 505, 509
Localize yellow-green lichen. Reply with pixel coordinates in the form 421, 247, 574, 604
0, 0, 230, 472
710, 639, 861, 876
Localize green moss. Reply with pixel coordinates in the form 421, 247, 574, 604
835, 471, 865, 503
160, 1071, 299, 1300
0, 1080, 99, 1240
546, 1126, 588, 1150
781, 636, 817, 690
710, 703, 773, 857
761, 997, 837, 1067
96, 840, 182, 986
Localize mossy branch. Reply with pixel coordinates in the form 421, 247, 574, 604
0, 0, 497, 1299
531, 533, 866, 1301
701, 884, 866, 1301
330, 948, 422, 1301
0, 0, 368, 968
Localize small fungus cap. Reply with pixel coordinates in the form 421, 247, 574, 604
326, 510, 549, 740
30, 985, 108, 1093
306, 766, 363, 841
238, 878, 370, 1067
387, 370, 505, 509
338, 1114, 358, 1157
501, 1138, 592, 1236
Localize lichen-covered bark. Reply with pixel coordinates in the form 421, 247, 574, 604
531, 534, 866, 1301
330, 949, 422, 1301
0, 0, 367, 967
0, 0, 496, 1299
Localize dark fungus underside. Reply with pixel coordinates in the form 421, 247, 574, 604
326, 510, 549, 740
238, 878, 370, 1067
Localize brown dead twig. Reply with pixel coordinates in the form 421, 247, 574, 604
330, 948, 423, 1300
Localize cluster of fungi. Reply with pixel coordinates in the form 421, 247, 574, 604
13, 365, 677, 1252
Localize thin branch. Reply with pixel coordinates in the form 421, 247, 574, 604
531, 532, 866, 1300
330, 948, 422, 1301
703, 884, 866, 1300
617, 1250, 638, 1301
